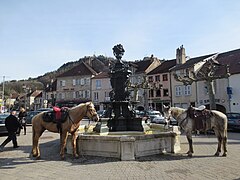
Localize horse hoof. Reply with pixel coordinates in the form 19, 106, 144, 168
222, 153, 227, 157
187, 153, 193, 157
36, 156, 41, 160
61, 156, 65, 160
214, 152, 220, 156
32, 153, 38, 157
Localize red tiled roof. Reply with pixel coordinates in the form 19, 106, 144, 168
31, 90, 42, 97
134, 59, 156, 73
57, 62, 97, 77
215, 48, 240, 75
170, 54, 214, 71
92, 71, 110, 79
170, 48, 240, 76
147, 60, 176, 75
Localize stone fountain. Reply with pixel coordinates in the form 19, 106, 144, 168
66, 44, 181, 160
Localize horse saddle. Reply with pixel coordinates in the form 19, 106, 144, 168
42, 107, 69, 124
188, 106, 211, 131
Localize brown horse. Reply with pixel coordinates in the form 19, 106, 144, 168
163, 105, 228, 157
31, 102, 99, 160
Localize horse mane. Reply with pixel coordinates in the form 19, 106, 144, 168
70, 102, 93, 111
170, 107, 186, 119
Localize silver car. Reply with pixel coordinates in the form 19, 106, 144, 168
152, 114, 166, 124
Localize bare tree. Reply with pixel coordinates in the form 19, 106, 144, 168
174, 54, 230, 110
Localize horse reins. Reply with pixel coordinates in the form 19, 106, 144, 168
168, 109, 188, 127
178, 113, 189, 127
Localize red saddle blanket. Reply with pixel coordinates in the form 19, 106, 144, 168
53, 106, 61, 120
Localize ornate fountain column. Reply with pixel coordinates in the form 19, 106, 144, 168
107, 44, 143, 131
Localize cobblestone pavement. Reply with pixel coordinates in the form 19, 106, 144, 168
0, 126, 240, 180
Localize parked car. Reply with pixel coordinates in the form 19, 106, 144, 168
147, 110, 162, 122
226, 113, 240, 131
26, 111, 41, 124
152, 115, 166, 124
37, 108, 52, 112
0, 113, 10, 135
152, 115, 178, 125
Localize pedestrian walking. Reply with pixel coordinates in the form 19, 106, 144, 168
18, 107, 27, 135
0, 110, 22, 152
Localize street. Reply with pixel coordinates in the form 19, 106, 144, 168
0, 125, 240, 180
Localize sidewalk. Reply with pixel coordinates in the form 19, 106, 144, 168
0, 126, 240, 180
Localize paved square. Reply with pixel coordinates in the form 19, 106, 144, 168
0, 126, 240, 180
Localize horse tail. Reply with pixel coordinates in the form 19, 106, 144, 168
31, 115, 39, 155
31, 117, 35, 154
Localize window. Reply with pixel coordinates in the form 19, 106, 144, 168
184, 85, 191, 96
86, 78, 90, 85
60, 80, 66, 87
156, 89, 161, 97
162, 74, 168, 81
138, 76, 142, 83
96, 80, 101, 89
61, 93, 65, 99
175, 86, 182, 96
87, 90, 90, 98
72, 79, 76, 86
79, 91, 83, 98
149, 89, 154, 97
94, 92, 98, 101
163, 89, 169, 96
105, 91, 109, 97
84, 90, 90, 98
76, 91, 79, 98
73, 92, 76, 99
148, 76, 153, 82
155, 75, 160, 82
81, 79, 84, 85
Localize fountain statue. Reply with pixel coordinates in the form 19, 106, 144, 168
102, 44, 143, 131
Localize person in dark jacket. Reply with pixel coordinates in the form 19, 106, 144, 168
0, 111, 22, 151
18, 107, 27, 135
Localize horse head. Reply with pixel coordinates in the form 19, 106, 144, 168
163, 105, 171, 121
85, 102, 99, 122
187, 105, 196, 119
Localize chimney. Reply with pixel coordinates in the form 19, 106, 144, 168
176, 45, 186, 64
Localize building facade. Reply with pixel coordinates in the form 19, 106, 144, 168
91, 72, 111, 111
56, 62, 97, 107
147, 60, 176, 112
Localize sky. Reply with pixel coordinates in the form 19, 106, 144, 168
1, 0, 240, 82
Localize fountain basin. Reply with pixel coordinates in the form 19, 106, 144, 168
66, 125, 181, 161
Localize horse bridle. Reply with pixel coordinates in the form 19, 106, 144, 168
86, 104, 98, 121
166, 108, 188, 127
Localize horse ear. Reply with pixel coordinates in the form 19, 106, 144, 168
163, 105, 170, 111
86, 102, 93, 108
